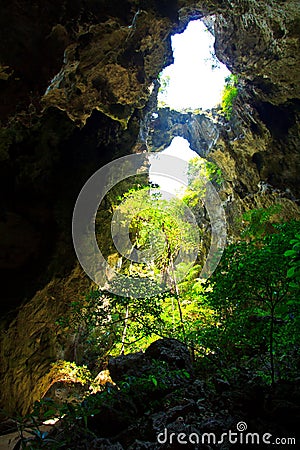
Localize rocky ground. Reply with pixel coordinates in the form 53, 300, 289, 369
2, 339, 298, 449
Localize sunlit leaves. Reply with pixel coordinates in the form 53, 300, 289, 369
221, 74, 238, 120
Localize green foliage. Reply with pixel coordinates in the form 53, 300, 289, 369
205, 161, 223, 187
183, 157, 223, 208
197, 220, 300, 384
29, 205, 300, 447
50, 361, 93, 386
116, 360, 190, 394
15, 427, 64, 449
221, 74, 238, 120
13, 395, 98, 449
112, 186, 198, 271
285, 233, 300, 287
12, 398, 67, 449
241, 205, 282, 238
60, 176, 299, 391
58, 184, 204, 363
58, 287, 165, 364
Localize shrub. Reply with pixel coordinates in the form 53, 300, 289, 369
221, 74, 238, 120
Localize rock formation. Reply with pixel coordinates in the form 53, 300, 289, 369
0, 0, 299, 415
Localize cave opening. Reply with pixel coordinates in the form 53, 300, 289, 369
149, 136, 201, 198
157, 18, 231, 111
1, 1, 300, 443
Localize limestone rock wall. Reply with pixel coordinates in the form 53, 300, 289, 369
0, 266, 90, 415
42, 13, 173, 126
214, 0, 300, 104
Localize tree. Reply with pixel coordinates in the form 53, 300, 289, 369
198, 220, 300, 384
110, 186, 199, 341
58, 284, 165, 364
61, 186, 200, 361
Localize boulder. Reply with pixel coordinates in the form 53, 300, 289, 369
145, 338, 193, 373
108, 339, 193, 383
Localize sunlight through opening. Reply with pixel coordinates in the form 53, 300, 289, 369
150, 137, 201, 199
157, 18, 231, 111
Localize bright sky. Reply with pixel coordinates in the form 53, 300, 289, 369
151, 20, 227, 196
149, 137, 200, 198
157, 19, 231, 111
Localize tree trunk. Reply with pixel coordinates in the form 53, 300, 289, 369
270, 304, 275, 386
121, 305, 130, 355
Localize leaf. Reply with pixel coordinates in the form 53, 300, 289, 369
284, 250, 296, 257
149, 375, 158, 387
287, 267, 295, 278
182, 370, 191, 379
43, 409, 57, 419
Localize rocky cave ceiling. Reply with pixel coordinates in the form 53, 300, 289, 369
0, 0, 299, 415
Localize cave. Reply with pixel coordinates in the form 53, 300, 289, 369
0, 0, 300, 447
157, 18, 231, 111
